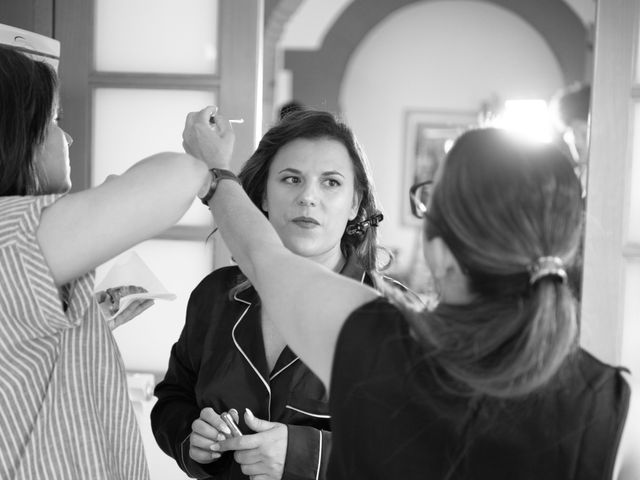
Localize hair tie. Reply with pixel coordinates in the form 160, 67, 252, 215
346, 212, 383, 236
529, 256, 567, 285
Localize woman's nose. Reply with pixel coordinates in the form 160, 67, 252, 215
64, 131, 74, 147
297, 184, 318, 206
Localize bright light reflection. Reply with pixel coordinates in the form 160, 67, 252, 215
444, 138, 455, 153
490, 99, 554, 143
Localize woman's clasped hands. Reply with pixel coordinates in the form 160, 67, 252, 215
190, 407, 288, 480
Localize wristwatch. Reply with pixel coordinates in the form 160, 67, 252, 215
200, 168, 241, 205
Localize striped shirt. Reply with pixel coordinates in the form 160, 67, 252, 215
0, 196, 149, 479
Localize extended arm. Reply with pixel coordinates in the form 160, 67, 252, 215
182, 107, 378, 388
37, 152, 208, 286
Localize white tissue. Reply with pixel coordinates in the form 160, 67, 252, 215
94, 251, 176, 320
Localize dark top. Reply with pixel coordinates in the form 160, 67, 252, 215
329, 298, 630, 480
151, 257, 392, 480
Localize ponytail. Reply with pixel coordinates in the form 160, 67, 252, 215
401, 275, 577, 398
397, 128, 584, 398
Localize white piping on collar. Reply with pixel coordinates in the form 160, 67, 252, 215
231, 274, 366, 390
270, 357, 299, 381
234, 291, 301, 383
233, 290, 252, 306
315, 429, 323, 480
231, 293, 271, 395
285, 405, 331, 419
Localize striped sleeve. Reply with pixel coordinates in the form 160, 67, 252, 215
0, 196, 93, 341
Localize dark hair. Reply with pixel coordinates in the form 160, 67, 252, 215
231, 110, 384, 297
406, 128, 583, 398
278, 100, 305, 120
552, 83, 590, 129
0, 45, 58, 196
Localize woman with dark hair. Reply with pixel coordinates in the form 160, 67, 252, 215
183, 106, 639, 480
0, 46, 212, 479
151, 109, 404, 480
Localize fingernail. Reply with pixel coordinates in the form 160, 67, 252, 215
219, 424, 231, 435
245, 408, 254, 418
211, 443, 220, 451
211, 452, 221, 459
217, 433, 226, 441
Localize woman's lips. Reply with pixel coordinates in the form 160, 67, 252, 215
292, 216, 320, 228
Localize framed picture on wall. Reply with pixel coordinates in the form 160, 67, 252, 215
402, 110, 477, 225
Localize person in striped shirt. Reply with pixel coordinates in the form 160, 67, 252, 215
0, 45, 213, 479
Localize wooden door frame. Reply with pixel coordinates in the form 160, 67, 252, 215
581, 0, 640, 363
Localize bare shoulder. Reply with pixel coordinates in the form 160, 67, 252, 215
614, 371, 640, 480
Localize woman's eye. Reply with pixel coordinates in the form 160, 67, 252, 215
283, 176, 300, 184
324, 178, 341, 187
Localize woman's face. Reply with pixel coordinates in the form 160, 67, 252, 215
262, 137, 360, 267
35, 104, 73, 194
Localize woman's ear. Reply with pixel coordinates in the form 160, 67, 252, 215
425, 237, 473, 304
425, 237, 451, 279
349, 191, 361, 221
261, 195, 269, 213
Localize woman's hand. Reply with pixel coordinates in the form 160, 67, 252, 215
189, 407, 231, 464
105, 298, 154, 330
216, 408, 287, 480
183, 106, 235, 170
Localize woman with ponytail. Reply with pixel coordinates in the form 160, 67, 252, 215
183, 107, 639, 480
404, 129, 583, 398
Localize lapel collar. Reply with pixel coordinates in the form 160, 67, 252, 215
230, 257, 370, 386
270, 255, 370, 381
270, 347, 299, 381
233, 289, 300, 384
233, 285, 259, 305
232, 288, 271, 394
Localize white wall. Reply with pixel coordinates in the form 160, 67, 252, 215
339, 1, 565, 274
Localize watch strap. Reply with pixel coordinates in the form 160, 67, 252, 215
200, 168, 240, 205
